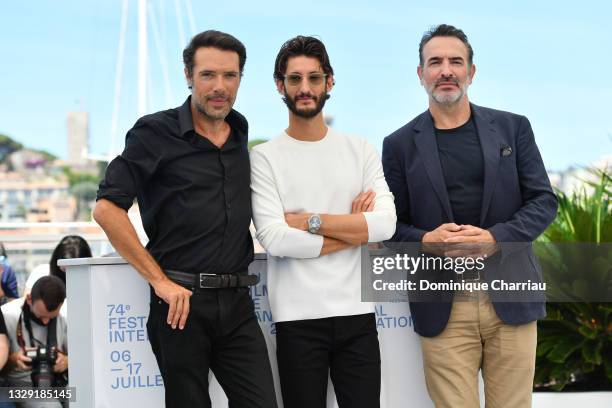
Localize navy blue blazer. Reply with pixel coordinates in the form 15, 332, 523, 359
382, 104, 558, 337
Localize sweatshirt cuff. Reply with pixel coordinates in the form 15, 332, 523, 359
363, 211, 396, 243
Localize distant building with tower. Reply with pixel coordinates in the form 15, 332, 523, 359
67, 112, 89, 165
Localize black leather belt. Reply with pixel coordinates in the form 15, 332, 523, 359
165, 269, 259, 289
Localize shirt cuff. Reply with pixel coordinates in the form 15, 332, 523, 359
363, 211, 396, 243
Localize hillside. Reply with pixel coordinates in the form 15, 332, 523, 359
0, 133, 57, 163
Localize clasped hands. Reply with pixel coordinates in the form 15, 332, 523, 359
422, 223, 499, 259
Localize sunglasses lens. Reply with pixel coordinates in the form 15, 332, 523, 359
309, 74, 324, 85
286, 74, 302, 86
285, 73, 327, 86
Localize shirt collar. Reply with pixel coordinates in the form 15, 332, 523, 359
178, 96, 248, 139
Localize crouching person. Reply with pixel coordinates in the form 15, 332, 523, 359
1, 276, 68, 408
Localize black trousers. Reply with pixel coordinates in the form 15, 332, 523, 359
147, 287, 278, 408
275, 313, 380, 408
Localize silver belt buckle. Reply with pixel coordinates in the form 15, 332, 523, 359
199, 273, 218, 288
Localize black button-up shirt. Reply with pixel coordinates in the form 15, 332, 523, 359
97, 96, 254, 275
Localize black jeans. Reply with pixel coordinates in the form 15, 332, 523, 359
147, 287, 278, 408
275, 313, 380, 408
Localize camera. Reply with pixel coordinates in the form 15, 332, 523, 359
25, 346, 57, 387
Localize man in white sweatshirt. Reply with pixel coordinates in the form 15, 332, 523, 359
250, 36, 396, 408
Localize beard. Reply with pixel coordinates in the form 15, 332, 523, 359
425, 77, 469, 106
283, 89, 329, 118
193, 92, 234, 121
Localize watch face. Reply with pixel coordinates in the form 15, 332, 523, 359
308, 214, 321, 232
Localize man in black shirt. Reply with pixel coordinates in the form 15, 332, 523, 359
94, 30, 277, 408
382, 25, 557, 407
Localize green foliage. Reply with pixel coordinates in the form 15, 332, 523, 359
62, 167, 101, 221
29, 148, 58, 162
97, 161, 109, 181
70, 181, 99, 202
70, 181, 99, 221
248, 139, 267, 150
0, 133, 24, 162
0, 134, 57, 163
534, 168, 612, 391
61, 167, 101, 187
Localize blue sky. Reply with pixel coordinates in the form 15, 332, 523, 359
1, 0, 610, 171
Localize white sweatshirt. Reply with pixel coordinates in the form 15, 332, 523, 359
250, 128, 396, 322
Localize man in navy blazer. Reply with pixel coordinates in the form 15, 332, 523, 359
382, 25, 557, 408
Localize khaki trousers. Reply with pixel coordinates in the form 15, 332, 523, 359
420, 291, 537, 408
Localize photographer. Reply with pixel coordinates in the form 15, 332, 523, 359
1, 276, 67, 408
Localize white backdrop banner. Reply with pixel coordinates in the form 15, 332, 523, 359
64, 256, 433, 408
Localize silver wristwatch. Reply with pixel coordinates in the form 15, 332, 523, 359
308, 214, 322, 234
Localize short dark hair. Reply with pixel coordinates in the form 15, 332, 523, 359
31, 275, 66, 312
274, 36, 334, 81
419, 24, 474, 66
183, 30, 247, 77
50, 235, 92, 284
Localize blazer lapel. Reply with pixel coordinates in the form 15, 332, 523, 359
472, 104, 501, 227
414, 111, 454, 221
